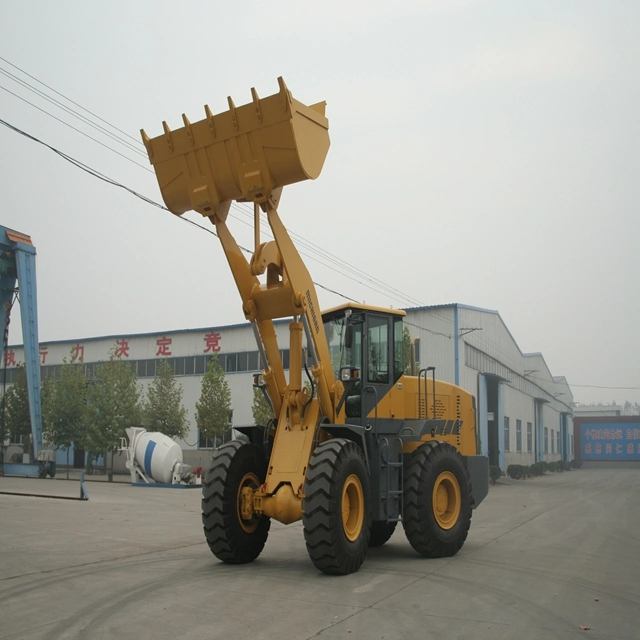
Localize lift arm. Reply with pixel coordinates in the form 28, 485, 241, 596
142, 79, 344, 519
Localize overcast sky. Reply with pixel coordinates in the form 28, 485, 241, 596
1, 0, 638, 406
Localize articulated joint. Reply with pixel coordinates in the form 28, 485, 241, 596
254, 484, 303, 525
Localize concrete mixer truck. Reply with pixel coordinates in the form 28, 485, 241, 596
123, 427, 196, 486
141, 78, 489, 574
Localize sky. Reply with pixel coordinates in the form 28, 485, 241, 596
1, 0, 639, 406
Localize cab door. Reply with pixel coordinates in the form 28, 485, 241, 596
362, 314, 393, 427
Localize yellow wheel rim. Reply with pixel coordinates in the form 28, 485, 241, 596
237, 472, 260, 533
341, 474, 365, 542
432, 471, 461, 530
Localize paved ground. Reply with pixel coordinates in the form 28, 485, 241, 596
1, 467, 638, 639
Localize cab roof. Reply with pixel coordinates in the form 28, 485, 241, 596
321, 302, 406, 318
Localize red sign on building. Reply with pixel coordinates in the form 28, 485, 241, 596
203, 331, 221, 353
156, 336, 172, 356
114, 339, 130, 358
71, 344, 84, 362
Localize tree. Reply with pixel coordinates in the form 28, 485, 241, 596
196, 355, 232, 445
42, 357, 88, 477
252, 386, 273, 426
143, 358, 188, 438
623, 401, 640, 416
402, 326, 412, 375
1, 364, 33, 456
84, 354, 141, 478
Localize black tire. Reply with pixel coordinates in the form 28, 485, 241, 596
48, 462, 56, 478
202, 441, 270, 564
303, 438, 370, 575
369, 520, 397, 548
38, 464, 47, 479
402, 441, 472, 558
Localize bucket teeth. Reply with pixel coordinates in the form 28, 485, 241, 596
227, 96, 238, 129
251, 87, 262, 122
204, 104, 216, 138
162, 121, 173, 152
182, 114, 194, 146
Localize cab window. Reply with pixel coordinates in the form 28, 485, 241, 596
367, 316, 389, 384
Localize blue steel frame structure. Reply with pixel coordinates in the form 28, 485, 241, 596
0, 226, 53, 477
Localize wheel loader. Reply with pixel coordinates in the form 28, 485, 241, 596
141, 78, 489, 575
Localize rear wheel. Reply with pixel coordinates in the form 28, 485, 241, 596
303, 439, 370, 575
402, 442, 472, 558
369, 521, 397, 547
202, 441, 270, 564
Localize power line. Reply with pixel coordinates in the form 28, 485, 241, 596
3, 123, 633, 395
0, 117, 356, 305
0, 55, 425, 309
5, 59, 619, 392
0, 55, 141, 145
0, 67, 146, 158
0, 84, 153, 173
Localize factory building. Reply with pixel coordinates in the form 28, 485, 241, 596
3, 303, 573, 472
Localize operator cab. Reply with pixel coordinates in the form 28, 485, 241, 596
321, 303, 406, 423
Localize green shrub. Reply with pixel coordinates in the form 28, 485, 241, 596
530, 462, 543, 476
571, 458, 583, 469
506, 464, 523, 479
547, 461, 557, 472
559, 460, 572, 471
506, 464, 536, 480
489, 465, 503, 485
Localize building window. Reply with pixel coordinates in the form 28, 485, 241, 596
504, 416, 510, 452
516, 419, 522, 452
9, 432, 24, 445
551, 428, 555, 453
198, 431, 214, 449
225, 353, 237, 373
247, 351, 259, 371
557, 430, 561, 456
527, 422, 532, 452
544, 427, 549, 454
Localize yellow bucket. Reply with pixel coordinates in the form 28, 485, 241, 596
141, 77, 329, 217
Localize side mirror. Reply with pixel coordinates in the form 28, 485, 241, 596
345, 324, 353, 349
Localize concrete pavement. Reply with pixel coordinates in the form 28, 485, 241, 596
1, 468, 638, 639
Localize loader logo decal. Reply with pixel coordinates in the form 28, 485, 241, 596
306, 290, 320, 334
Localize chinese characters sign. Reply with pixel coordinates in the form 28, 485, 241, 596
203, 331, 221, 353
580, 423, 640, 461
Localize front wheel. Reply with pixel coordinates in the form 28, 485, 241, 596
202, 441, 270, 564
303, 439, 370, 575
402, 441, 472, 558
